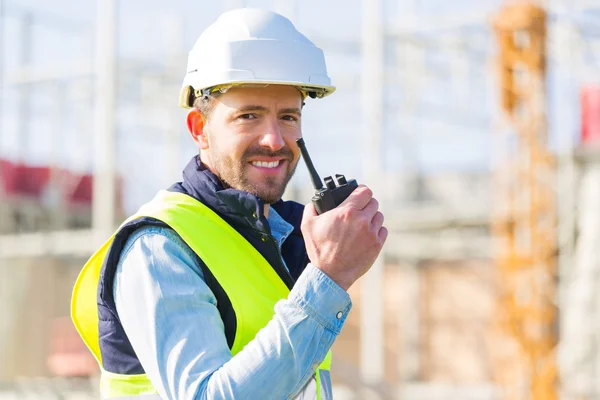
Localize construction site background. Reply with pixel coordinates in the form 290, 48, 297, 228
1, 0, 600, 399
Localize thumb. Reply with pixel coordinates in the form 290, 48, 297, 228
303, 202, 318, 218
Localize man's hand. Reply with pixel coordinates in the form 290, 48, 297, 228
301, 185, 388, 291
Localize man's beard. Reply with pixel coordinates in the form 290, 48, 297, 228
209, 145, 297, 204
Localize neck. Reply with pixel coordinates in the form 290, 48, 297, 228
198, 158, 273, 218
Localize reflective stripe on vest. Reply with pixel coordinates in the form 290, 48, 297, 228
72, 190, 332, 399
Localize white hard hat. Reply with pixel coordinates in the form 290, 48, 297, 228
179, 8, 336, 108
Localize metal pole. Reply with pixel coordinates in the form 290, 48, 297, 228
0, 0, 4, 130
0, 2, 5, 376
92, 0, 117, 236
568, 163, 600, 399
554, 1, 585, 398
0, 0, 5, 233
49, 82, 66, 229
164, 13, 183, 185
360, 0, 385, 392
17, 12, 33, 164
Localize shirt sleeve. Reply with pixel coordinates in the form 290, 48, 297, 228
113, 226, 352, 400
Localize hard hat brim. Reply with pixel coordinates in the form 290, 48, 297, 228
179, 80, 336, 109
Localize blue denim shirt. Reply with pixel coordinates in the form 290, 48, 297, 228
113, 207, 352, 399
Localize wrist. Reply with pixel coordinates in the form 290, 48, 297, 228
289, 263, 353, 334
312, 263, 352, 291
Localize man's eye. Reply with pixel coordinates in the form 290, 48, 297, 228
239, 113, 257, 120
282, 115, 298, 122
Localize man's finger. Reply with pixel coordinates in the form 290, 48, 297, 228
303, 202, 318, 218
361, 198, 379, 219
378, 226, 389, 243
371, 211, 384, 232
340, 185, 372, 210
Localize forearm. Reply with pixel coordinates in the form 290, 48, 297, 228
200, 264, 351, 399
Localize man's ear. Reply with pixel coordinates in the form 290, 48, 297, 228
187, 109, 209, 150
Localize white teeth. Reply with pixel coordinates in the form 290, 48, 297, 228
251, 161, 280, 168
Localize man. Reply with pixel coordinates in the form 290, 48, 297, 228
72, 8, 386, 400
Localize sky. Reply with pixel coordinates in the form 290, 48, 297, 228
0, 0, 594, 212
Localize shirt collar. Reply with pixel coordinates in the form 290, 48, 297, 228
267, 207, 294, 247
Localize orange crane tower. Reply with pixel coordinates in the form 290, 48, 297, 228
492, 3, 558, 400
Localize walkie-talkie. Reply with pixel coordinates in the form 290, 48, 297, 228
296, 138, 358, 215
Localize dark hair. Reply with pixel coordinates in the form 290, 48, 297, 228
192, 94, 218, 121
194, 96, 215, 120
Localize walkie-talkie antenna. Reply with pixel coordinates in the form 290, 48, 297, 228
296, 138, 323, 190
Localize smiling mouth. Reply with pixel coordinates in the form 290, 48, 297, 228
250, 160, 283, 169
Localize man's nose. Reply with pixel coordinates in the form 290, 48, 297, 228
258, 118, 285, 151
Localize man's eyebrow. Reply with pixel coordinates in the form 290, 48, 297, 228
234, 105, 302, 115
236, 105, 268, 113
279, 107, 302, 115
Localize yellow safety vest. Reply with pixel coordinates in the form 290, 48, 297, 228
71, 190, 332, 399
